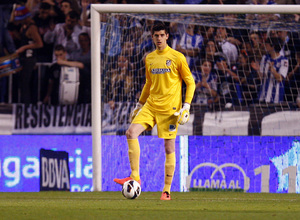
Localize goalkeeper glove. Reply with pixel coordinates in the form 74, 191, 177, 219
130, 102, 143, 122
174, 103, 190, 125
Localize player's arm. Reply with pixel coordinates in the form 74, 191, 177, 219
175, 54, 196, 125
180, 55, 196, 105
138, 58, 151, 104
138, 79, 151, 105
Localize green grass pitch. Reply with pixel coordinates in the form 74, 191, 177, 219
1, 191, 300, 220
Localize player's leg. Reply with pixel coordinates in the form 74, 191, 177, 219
155, 113, 178, 200
127, 123, 146, 183
113, 123, 145, 185
161, 138, 175, 201
114, 106, 155, 185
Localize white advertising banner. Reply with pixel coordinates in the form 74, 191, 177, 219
12, 104, 91, 134
261, 111, 300, 136
203, 111, 250, 136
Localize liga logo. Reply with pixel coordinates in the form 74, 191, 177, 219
186, 162, 250, 192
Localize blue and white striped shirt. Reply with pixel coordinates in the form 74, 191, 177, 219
259, 54, 288, 103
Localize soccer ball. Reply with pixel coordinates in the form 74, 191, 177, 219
122, 180, 141, 199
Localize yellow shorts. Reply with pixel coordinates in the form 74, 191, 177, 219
132, 105, 178, 139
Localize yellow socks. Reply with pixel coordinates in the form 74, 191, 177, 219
163, 152, 175, 193
127, 139, 175, 193
127, 138, 140, 181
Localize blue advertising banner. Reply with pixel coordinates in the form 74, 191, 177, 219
0, 135, 93, 192
0, 135, 180, 192
0, 135, 299, 193
188, 136, 300, 193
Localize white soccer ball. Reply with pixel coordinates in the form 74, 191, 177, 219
225, 102, 232, 109
121, 180, 141, 199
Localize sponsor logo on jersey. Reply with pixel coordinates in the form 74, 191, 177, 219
151, 68, 171, 74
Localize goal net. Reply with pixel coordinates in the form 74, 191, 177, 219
91, 4, 300, 191
95, 5, 300, 136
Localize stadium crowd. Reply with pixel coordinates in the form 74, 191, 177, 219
1, 0, 300, 109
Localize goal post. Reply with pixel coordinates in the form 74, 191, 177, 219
91, 6, 101, 192
91, 4, 300, 192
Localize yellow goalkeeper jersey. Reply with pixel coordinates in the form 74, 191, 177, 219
139, 45, 195, 114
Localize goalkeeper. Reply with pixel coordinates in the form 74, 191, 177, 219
114, 22, 195, 200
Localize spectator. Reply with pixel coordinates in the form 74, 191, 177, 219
43, 0, 66, 24
81, 0, 111, 27
274, 0, 297, 21
81, 0, 92, 26
101, 13, 122, 66
177, 23, 204, 71
223, 14, 248, 50
201, 40, 218, 64
109, 54, 135, 108
140, 18, 155, 45
192, 59, 219, 104
258, 37, 289, 104
214, 26, 239, 65
100, 13, 122, 102
43, 44, 84, 105
215, 56, 243, 106
14, 5, 43, 104
272, 30, 300, 102
0, 4, 16, 103
120, 17, 153, 80
25, 0, 41, 17
276, 30, 299, 71
247, 0, 280, 22
201, 26, 215, 45
169, 21, 185, 49
121, 17, 143, 43
131, 19, 154, 74
236, 50, 261, 105
70, 32, 91, 103
285, 51, 300, 103
121, 41, 147, 95
244, 31, 265, 64
44, 10, 90, 62
60, 0, 81, 18
32, 2, 56, 62
121, 40, 135, 65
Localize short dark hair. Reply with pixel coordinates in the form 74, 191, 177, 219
266, 37, 282, 53
151, 22, 168, 35
54, 44, 66, 52
201, 59, 212, 66
67, 10, 80, 20
79, 32, 90, 39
